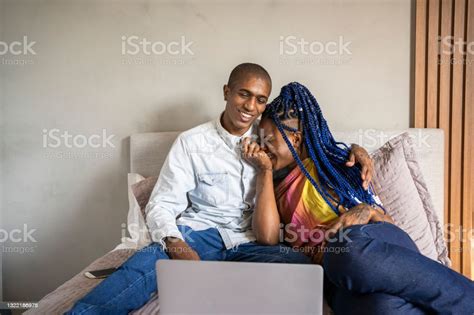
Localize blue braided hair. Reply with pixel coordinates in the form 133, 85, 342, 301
263, 82, 383, 215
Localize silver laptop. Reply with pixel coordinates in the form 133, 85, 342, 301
156, 260, 323, 315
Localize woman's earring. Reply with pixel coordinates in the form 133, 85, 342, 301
293, 132, 301, 155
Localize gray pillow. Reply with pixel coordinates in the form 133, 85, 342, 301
371, 132, 450, 266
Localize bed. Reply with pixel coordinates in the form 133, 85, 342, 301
25, 128, 446, 314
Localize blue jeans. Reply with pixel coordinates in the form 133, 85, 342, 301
323, 222, 474, 315
66, 225, 312, 314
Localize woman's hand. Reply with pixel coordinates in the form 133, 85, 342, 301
346, 144, 374, 190
241, 137, 273, 172
323, 203, 393, 237
241, 137, 280, 245
323, 203, 372, 237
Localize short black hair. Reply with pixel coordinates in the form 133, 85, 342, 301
227, 63, 272, 90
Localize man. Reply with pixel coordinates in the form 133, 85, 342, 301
67, 63, 372, 314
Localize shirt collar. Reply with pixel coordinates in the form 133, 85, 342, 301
215, 112, 256, 150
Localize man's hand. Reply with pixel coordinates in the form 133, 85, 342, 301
241, 137, 273, 173
346, 144, 374, 190
164, 237, 200, 261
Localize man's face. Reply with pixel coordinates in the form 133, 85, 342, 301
222, 75, 271, 135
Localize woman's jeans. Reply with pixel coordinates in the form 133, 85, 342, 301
323, 221, 474, 315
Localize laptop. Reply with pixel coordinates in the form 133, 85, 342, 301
156, 260, 323, 315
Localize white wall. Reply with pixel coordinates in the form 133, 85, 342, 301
0, 0, 411, 300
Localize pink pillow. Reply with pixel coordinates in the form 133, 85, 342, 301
131, 176, 158, 218
371, 133, 450, 265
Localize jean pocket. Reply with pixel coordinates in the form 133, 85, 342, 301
196, 172, 229, 206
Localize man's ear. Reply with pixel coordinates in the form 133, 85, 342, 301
223, 84, 230, 101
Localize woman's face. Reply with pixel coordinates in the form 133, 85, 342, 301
258, 117, 301, 171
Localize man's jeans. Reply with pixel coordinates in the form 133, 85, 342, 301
67, 223, 474, 315
66, 225, 312, 314
323, 222, 474, 315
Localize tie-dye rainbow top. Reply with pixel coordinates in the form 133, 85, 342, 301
275, 158, 344, 250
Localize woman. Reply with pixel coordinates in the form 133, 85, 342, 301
242, 82, 474, 314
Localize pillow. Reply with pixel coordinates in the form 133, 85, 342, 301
370, 132, 450, 266
116, 173, 153, 250
131, 176, 158, 218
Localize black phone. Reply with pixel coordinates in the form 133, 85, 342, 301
84, 267, 117, 279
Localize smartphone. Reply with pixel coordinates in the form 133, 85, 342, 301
84, 267, 117, 279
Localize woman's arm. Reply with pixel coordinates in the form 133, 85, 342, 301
370, 206, 395, 224
252, 169, 281, 245
324, 203, 394, 237
241, 137, 281, 245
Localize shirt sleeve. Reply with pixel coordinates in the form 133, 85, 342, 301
145, 134, 196, 248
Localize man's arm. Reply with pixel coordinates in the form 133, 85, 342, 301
163, 237, 200, 260
145, 135, 200, 260
345, 143, 374, 190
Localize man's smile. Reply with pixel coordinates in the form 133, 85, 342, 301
237, 109, 254, 122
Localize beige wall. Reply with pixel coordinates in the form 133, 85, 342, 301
0, 0, 411, 300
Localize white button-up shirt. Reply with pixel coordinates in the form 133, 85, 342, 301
145, 114, 259, 249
